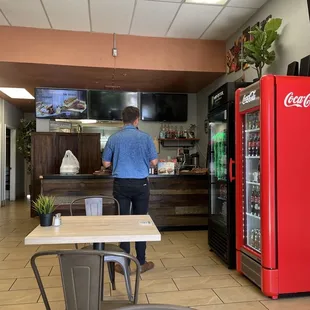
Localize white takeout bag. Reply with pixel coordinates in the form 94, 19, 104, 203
60, 150, 80, 175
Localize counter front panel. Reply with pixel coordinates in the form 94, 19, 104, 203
40, 174, 208, 230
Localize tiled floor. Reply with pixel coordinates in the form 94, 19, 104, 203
0, 201, 310, 309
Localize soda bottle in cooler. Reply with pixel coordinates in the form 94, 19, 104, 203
257, 111, 260, 129
248, 115, 252, 130
257, 191, 261, 217
251, 134, 257, 156
252, 113, 256, 129
250, 187, 255, 214
254, 186, 259, 216
247, 134, 252, 156
257, 230, 261, 251
256, 134, 260, 156
254, 230, 259, 250
250, 229, 255, 247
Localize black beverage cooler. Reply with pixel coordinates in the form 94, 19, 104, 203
207, 82, 250, 268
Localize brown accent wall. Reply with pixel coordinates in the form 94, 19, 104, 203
0, 26, 225, 73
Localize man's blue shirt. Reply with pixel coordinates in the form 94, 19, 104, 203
102, 125, 158, 179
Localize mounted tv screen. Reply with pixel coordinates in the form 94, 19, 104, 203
35, 88, 87, 119
140, 93, 188, 122
88, 91, 138, 121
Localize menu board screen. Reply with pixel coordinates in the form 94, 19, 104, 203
35, 88, 87, 119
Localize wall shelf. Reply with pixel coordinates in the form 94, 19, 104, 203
158, 138, 199, 147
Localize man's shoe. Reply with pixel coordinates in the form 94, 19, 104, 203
140, 261, 155, 273
114, 264, 124, 275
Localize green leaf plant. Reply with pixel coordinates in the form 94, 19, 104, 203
16, 119, 36, 174
32, 195, 56, 214
240, 18, 282, 80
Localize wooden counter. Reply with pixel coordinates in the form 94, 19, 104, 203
40, 174, 208, 230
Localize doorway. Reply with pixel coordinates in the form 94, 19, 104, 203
4, 126, 16, 202
6, 128, 10, 200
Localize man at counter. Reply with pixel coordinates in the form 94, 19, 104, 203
102, 106, 158, 274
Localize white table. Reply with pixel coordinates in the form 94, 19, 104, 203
25, 215, 161, 249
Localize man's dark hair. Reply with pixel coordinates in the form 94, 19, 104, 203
122, 106, 140, 124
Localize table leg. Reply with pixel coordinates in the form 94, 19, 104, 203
93, 243, 105, 250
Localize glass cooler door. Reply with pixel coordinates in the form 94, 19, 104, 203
243, 110, 261, 253
209, 110, 228, 228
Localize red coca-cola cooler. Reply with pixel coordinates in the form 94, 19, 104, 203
235, 75, 310, 299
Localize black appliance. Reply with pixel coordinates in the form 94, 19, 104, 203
88, 91, 138, 121
35, 88, 88, 119
287, 61, 299, 76
300, 55, 310, 77
207, 81, 250, 269
191, 152, 199, 167
140, 93, 188, 122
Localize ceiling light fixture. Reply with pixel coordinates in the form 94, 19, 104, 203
0, 87, 34, 99
80, 120, 97, 124
185, 0, 227, 5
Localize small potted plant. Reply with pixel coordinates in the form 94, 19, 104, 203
241, 18, 282, 81
32, 195, 56, 227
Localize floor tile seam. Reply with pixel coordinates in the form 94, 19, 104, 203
171, 277, 180, 291
165, 283, 244, 292
2, 253, 9, 261
9, 282, 63, 291
111, 285, 180, 295
228, 274, 245, 287
210, 288, 225, 304
8, 278, 17, 291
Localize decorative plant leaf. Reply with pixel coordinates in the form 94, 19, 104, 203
239, 17, 282, 79
264, 18, 282, 32
265, 50, 276, 65
243, 41, 257, 53
265, 30, 278, 48
253, 31, 267, 50
246, 56, 256, 65
17, 119, 36, 174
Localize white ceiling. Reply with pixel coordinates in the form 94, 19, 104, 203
0, 0, 269, 40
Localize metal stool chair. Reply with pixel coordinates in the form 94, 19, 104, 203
31, 250, 140, 310
69, 196, 134, 302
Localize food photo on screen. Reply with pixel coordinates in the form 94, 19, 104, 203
35, 88, 87, 119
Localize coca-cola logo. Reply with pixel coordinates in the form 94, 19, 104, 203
242, 90, 256, 105
284, 92, 310, 108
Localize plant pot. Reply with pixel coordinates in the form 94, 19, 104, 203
40, 214, 53, 227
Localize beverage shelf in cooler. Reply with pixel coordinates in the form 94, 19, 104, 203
246, 181, 260, 186
246, 212, 261, 220
245, 156, 260, 159
217, 197, 226, 201
247, 244, 261, 254
245, 128, 260, 133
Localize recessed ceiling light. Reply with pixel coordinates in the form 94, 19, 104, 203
185, 0, 227, 4
0, 88, 34, 99
80, 120, 97, 124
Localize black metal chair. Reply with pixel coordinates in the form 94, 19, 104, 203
31, 250, 140, 310
69, 196, 134, 301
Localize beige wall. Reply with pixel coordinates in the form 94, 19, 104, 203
196, 0, 310, 166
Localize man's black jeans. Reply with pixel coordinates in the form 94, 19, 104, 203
113, 178, 150, 265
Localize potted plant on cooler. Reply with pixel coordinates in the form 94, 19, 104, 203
241, 18, 282, 81
32, 195, 56, 227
